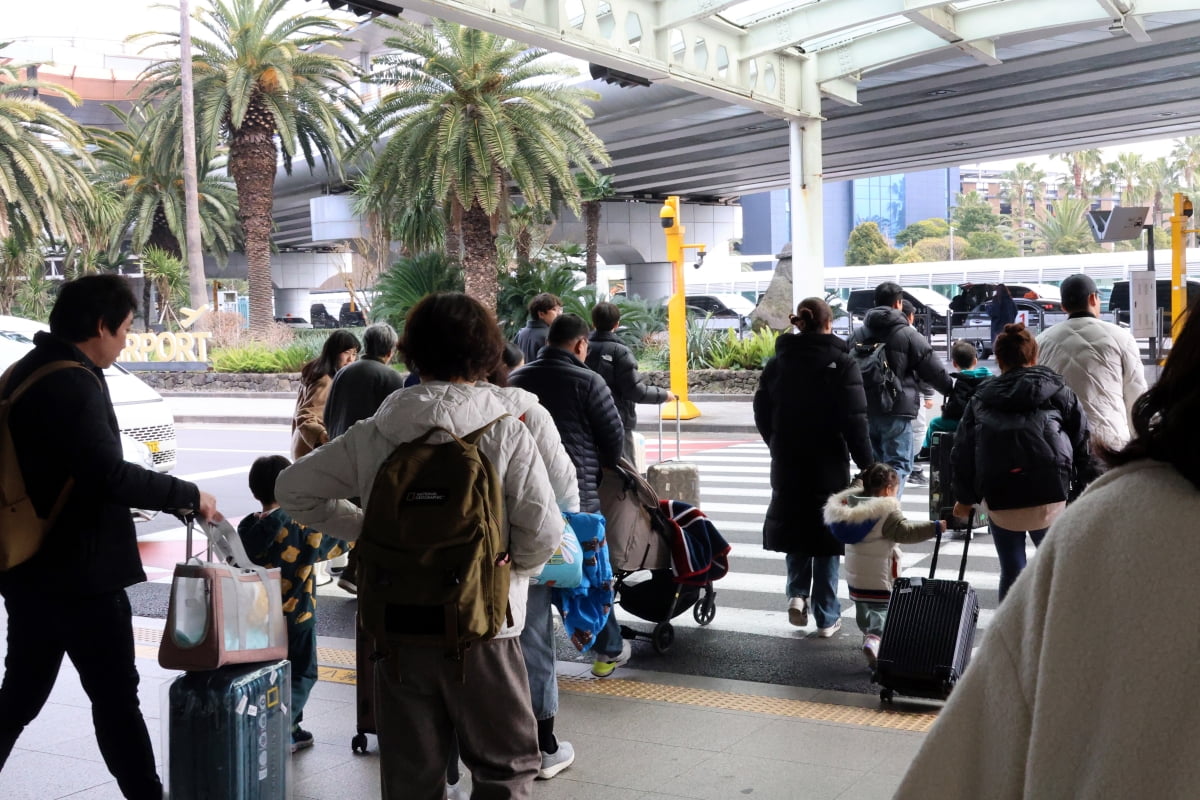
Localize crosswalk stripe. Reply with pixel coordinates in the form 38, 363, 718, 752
623, 603, 996, 639
700, 568, 1004, 595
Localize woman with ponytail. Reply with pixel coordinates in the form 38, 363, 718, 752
753, 298, 873, 637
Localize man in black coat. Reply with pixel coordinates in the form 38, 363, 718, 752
514, 292, 562, 364
585, 301, 674, 464
509, 313, 630, 676
850, 282, 954, 494
324, 322, 405, 439
0, 275, 219, 799
322, 322, 405, 593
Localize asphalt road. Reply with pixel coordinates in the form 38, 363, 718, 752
130, 423, 1008, 698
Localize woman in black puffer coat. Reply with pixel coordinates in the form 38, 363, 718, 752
951, 322, 1098, 601
754, 298, 874, 636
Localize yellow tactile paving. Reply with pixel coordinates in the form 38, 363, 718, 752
137, 626, 934, 732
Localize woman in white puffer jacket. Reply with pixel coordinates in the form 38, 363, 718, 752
277, 293, 561, 800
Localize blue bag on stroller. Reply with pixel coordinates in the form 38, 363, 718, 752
552, 511, 614, 652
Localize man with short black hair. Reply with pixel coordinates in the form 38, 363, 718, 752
510, 314, 630, 677
585, 301, 674, 463
0, 274, 220, 799
514, 292, 563, 363
1036, 273, 1146, 452
850, 281, 954, 491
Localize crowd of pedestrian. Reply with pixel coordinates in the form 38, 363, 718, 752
1, 272, 1186, 799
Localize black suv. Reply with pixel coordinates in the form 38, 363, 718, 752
1108, 278, 1200, 327
846, 288, 949, 335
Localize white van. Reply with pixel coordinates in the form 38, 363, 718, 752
0, 316, 178, 472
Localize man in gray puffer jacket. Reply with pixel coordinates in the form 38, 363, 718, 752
585, 302, 674, 463
849, 282, 954, 490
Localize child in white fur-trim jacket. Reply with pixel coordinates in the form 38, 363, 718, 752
824, 464, 945, 668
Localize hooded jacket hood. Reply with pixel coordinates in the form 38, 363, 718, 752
823, 487, 901, 544
861, 307, 909, 340
372, 381, 515, 445
973, 365, 1064, 413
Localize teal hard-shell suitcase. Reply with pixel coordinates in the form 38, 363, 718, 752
167, 660, 291, 799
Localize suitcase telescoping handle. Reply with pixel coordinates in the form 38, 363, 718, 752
657, 405, 682, 462
927, 510, 972, 582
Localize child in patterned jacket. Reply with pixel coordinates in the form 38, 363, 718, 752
238, 455, 349, 752
824, 464, 944, 668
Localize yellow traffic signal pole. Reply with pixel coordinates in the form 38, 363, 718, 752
659, 195, 705, 420
1170, 192, 1197, 339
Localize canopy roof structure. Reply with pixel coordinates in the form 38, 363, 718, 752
328, 0, 1200, 202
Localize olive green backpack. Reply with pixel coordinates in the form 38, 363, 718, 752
356, 419, 511, 661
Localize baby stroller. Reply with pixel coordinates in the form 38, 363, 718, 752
598, 459, 731, 653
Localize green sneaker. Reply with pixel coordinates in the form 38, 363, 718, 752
590, 640, 631, 677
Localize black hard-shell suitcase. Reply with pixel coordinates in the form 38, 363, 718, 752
873, 518, 978, 704
167, 660, 291, 800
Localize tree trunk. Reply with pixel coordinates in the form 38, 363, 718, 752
584, 200, 600, 286
146, 219, 181, 330
228, 105, 278, 333
461, 202, 499, 312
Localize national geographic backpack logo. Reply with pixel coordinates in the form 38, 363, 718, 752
405, 490, 447, 504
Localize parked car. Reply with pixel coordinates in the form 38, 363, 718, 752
309, 303, 339, 329
339, 302, 368, 327
950, 282, 1061, 313
669, 293, 756, 333
0, 316, 178, 472
952, 297, 1066, 359
274, 314, 313, 329
846, 287, 950, 334
1108, 278, 1200, 327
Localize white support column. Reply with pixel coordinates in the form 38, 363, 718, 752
790, 119, 825, 311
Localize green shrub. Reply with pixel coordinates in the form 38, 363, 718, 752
210, 345, 283, 373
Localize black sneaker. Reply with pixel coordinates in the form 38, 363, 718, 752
906, 469, 929, 487
291, 728, 314, 753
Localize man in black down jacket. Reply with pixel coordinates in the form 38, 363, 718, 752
514, 292, 562, 364
0, 275, 219, 799
509, 313, 630, 675
850, 282, 954, 493
585, 302, 674, 463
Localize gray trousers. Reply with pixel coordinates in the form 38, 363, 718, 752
375, 637, 539, 799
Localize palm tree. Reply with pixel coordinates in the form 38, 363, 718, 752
0, 44, 95, 244
90, 106, 240, 326
1053, 149, 1104, 201
577, 172, 615, 285
1108, 152, 1148, 207
0, 234, 41, 315
141, 246, 190, 328
1141, 156, 1179, 229
1031, 197, 1101, 255
135, 0, 360, 331
1001, 162, 1046, 252
1171, 136, 1200, 190
357, 18, 610, 311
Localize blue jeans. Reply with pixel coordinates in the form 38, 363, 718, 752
869, 414, 914, 485
785, 554, 842, 629
288, 623, 318, 727
591, 607, 625, 659
518, 584, 558, 720
991, 522, 1047, 601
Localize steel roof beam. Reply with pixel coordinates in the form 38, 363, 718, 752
738, 0, 949, 60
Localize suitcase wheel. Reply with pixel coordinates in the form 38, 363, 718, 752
652, 622, 675, 654
693, 594, 716, 626
879, 688, 895, 704
352, 733, 369, 754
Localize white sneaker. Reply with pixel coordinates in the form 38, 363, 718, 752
818, 618, 842, 638
863, 634, 881, 668
538, 740, 575, 779
787, 597, 808, 627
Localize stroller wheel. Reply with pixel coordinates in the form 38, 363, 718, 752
693, 595, 716, 626
651, 622, 675, 654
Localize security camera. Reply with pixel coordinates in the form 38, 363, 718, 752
693, 251, 706, 269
